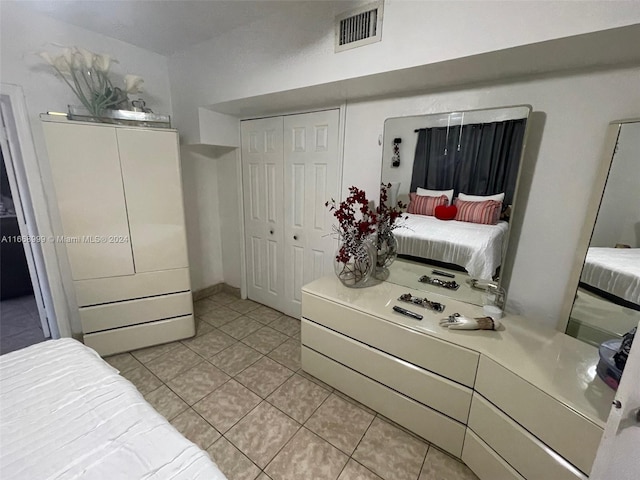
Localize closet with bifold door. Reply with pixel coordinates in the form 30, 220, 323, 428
241, 109, 340, 319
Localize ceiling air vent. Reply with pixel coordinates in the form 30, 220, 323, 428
335, 1, 384, 52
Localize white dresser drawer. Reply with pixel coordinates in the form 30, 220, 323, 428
302, 292, 479, 387
83, 314, 195, 356
80, 291, 193, 333
468, 393, 587, 480
302, 346, 466, 457
474, 356, 601, 475
74, 268, 191, 306
462, 429, 525, 480
302, 319, 472, 423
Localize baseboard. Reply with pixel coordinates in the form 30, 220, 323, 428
223, 284, 241, 297
193, 283, 242, 301
192, 283, 224, 301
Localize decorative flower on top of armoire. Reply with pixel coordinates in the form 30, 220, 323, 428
37, 46, 144, 116
326, 186, 377, 287
375, 182, 407, 277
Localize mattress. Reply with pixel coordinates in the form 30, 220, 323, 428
0, 338, 227, 480
393, 213, 509, 279
581, 247, 640, 305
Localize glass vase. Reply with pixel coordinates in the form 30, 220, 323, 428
376, 230, 398, 269
333, 238, 376, 288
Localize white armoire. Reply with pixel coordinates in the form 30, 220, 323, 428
241, 109, 340, 318
41, 116, 194, 356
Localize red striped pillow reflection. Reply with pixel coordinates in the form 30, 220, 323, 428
407, 193, 448, 216
454, 199, 502, 225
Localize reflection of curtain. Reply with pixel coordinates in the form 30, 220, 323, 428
410, 119, 526, 205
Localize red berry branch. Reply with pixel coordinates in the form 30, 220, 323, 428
326, 186, 377, 267
376, 183, 407, 239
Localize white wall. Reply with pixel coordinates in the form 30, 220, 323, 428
341, 66, 640, 328
591, 122, 640, 248
217, 149, 243, 289
180, 147, 226, 292
0, 3, 172, 334
168, 0, 640, 140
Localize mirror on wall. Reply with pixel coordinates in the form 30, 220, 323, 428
565, 120, 640, 346
380, 105, 531, 306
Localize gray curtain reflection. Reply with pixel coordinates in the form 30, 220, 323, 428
410, 119, 526, 205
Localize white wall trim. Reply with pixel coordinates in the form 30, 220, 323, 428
0, 83, 70, 337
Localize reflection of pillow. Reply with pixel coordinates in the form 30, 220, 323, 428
408, 193, 448, 216
458, 192, 505, 203
435, 204, 457, 220
416, 187, 454, 205
454, 199, 502, 225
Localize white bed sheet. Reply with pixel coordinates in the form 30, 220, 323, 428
393, 213, 509, 279
0, 339, 227, 480
581, 247, 640, 305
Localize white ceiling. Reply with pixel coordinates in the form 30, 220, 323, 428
18, 0, 341, 56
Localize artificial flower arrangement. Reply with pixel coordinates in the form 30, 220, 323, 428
38, 46, 144, 116
326, 186, 378, 286
326, 184, 406, 286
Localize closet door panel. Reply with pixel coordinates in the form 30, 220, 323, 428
241, 117, 284, 311
117, 129, 188, 273
42, 122, 134, 280
283, 110, 340, 318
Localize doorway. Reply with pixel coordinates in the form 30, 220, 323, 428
0, 92, 53, 354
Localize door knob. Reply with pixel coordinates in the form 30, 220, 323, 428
613, 400, 622, 409
293, 235, 298, 240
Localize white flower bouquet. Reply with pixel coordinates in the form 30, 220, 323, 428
38, 46, 144, 116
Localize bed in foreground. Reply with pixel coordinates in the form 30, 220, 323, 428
0, 339, 227, 480
393, 213, 509, 279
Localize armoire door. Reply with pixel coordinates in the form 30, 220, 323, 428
241, 117, 285, 312
116, 128, 189, 273
283, 110, 340, 318
42, 122, 134, 280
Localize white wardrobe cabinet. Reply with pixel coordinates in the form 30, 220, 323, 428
42, 117, 194, 356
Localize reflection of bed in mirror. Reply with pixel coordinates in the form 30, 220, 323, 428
564, 120, 640, 346
580, 247, 640, 308
394, 213, 508, 279
381, 105, 531, 305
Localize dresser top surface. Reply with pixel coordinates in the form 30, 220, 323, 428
302, 276, 615, 428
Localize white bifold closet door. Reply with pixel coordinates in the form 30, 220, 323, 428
241, 117, 286, 313
242, 110, 339, 318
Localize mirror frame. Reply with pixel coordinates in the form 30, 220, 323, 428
558, 118, 640, 333
379, 105, 532, 306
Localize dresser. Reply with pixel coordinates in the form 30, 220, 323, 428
41, 117, 194, 356
301, 276, 614, 479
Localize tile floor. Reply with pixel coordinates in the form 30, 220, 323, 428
106, 291, 478, 480
0, 294, 47, 355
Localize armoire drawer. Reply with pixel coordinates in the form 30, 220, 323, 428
80, 292, 193, 333
302, 292, 479, 387
302, 346, 466, 457
302, 319, 472, 423
468, 393, 587, 480
83, 314, 195, 356
462, 429, 525, 480
474, 356, 601, 475
74, 268, 191, 306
